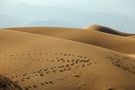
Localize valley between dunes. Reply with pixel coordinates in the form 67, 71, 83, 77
0, 25, 135, 90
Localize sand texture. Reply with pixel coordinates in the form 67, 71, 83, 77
0, 25, 135, 90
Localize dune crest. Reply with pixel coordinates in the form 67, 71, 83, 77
85, 24, 135, 36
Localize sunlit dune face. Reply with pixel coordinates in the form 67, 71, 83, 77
126, 36, 135, 39
0, 25, 135, 90
128, 54, 135, 58
129, 36, 135, 38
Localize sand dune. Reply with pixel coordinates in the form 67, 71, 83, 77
6, 26, 135, 54
86, 25, 135, 36
0, 29, 135, 90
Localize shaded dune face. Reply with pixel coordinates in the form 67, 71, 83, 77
86, 25, 135, 36
0, 30, 135, 90
7, 26, 135, 54
108, 88, 127, 90
0, 75, 22, 90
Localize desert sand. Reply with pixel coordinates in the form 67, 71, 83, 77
128, 36, 135, 38
0, 25, 135, 90
128, 54, 135, 58
7, 25, 135, 54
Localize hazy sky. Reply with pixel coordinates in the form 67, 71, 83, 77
0, 0, 135, 33
3, 0, 134, 17
2, 0, 135, 16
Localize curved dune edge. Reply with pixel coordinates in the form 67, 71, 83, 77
0, 29, 135, 90
6, 26, 135, 54
85, 24, 135, 36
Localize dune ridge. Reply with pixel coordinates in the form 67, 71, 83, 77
86, 25, 135, 36
6, 26, 135, 54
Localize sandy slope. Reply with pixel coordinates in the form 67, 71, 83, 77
127, 36, 135, 38
0, 29, 135, 90
6, 26, 135, 54
128, 54, 135, 58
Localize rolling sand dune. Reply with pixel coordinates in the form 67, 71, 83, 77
86, 25, 135, 36
0, 29, 135, 90
6, 26, 135, 54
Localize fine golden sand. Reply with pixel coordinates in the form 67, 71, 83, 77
0, 25, 135, 90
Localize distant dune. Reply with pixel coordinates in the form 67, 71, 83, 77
0, 29, 135, 90
86, 24, 135, 36
7, 25, 135, 54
